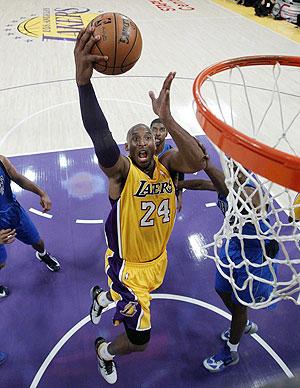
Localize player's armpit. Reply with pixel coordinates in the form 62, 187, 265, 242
101, 154, 130, 180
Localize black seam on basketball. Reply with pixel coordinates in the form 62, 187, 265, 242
113, 13, 118, 76
121, 24, 139, 70
94, 37, 105, 57
93, 32, 108, 72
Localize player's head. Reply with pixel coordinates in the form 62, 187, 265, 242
232, 161, 249, 184
150, 118, 168, 148
125, 124, 156, 169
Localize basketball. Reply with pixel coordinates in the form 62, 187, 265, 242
88, 12, 142, 75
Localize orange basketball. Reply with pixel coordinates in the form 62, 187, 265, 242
88, 12, 142, 75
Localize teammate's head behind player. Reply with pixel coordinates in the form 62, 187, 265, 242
150, 118, 168, 149
125, 124, 156, 170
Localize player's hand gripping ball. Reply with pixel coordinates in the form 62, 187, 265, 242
89, 12, 142, 75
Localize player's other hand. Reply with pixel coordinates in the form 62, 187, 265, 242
149, 72, 176, 121
0, 229, 16, 244
74, 27, 108, 85
40, 193, 52, 212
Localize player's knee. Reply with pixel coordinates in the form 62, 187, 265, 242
129, 341, 149, 353
125, 327, 151, 351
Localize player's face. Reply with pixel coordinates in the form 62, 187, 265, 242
150, 122, 168, 147
127, 126, 156, 169
233, 163, 247, 184
237, 171, 247, 184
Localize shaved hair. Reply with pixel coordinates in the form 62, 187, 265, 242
126, 123, 151, 142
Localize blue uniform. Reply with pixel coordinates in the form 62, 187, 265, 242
0, 160, 40, 263
215, 183, 278, 304
158, 142, 172, 158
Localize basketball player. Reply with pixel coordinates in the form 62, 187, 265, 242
74, 27, 206, 384
178, 152, 279, 372
150, 117, 184, 211
0, 155, 60, 298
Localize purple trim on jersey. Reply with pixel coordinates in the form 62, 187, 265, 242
105, 198, 119, 255
0, 160, 16, 210
107, 252, 142, 330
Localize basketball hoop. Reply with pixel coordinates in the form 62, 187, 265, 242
193, 55, 300, 192
193, 56, 300, 308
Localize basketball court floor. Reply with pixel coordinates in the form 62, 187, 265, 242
0, 1, 300, 387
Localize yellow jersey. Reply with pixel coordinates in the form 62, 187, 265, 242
292, 193, 300, 221
105, 156, 176, 263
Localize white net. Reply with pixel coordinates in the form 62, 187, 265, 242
198, 59, 300, 308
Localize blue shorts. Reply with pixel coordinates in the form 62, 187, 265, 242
215, 240, 277, 305
0, 203, 40, 263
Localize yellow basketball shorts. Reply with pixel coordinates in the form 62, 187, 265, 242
105, 248, 167, 332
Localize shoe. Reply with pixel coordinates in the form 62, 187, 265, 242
90, 286, 105, 325
221, 321, 258, 341
0, 285, 9, 298
203, 343, 239, 372
95, 337, 117, 384
0, 352, 7, 366
36, 252, 60, 272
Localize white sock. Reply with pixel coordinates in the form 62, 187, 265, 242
38, 249, 47, 257
97, 291, 111, 307
227, 341, 239, 352
98, 342, 114, 361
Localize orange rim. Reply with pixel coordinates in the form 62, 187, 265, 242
193, 55, 300, 192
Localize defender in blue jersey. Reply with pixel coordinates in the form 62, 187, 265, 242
178, 151, 279, 372
0, 155, 60, 298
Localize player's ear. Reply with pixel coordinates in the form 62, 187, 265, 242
125, 142, 129, 151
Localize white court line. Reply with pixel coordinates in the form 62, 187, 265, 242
0, 101, 77, 148
75, 219, 103, 224
29, 293, 294, 388
154, 294, 294, 379
0, 98, 150, 150
29, 208, 53, 219
205, 202, 217, 208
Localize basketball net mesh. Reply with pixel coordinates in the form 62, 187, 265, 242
199, 61, 300, 308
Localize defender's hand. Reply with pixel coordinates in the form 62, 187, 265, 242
0, 229, 16, 244
40, 193, 52, 212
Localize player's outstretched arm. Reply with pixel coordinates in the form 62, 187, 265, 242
0, 156, 52, 212
74, 28, 129, 179
149, 72, 206, 173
